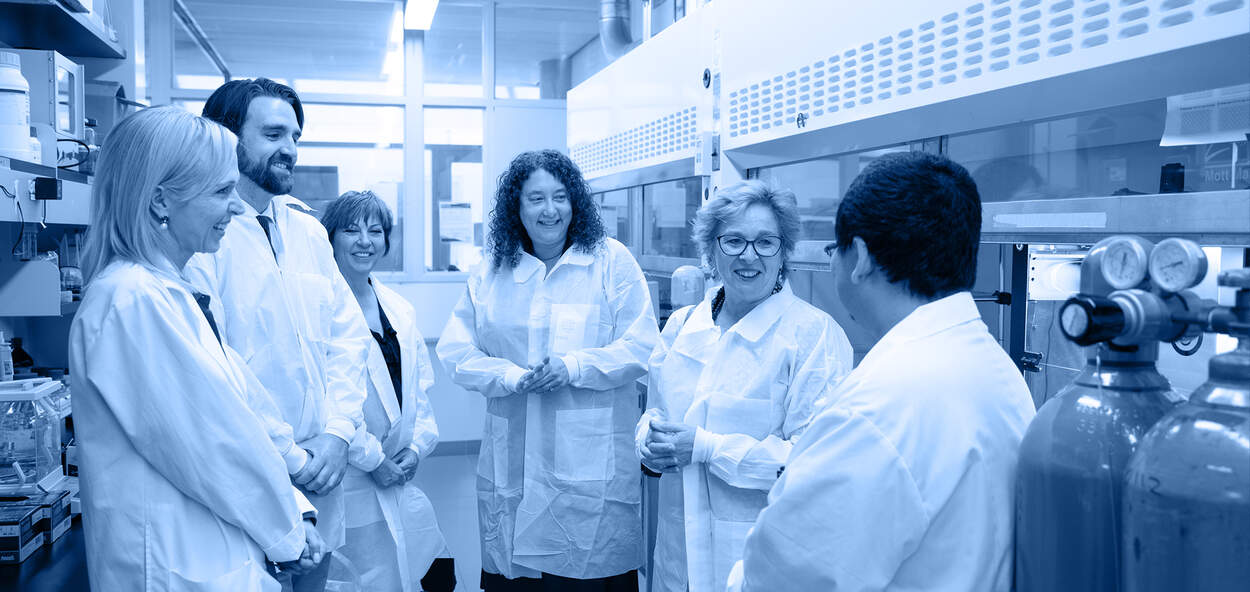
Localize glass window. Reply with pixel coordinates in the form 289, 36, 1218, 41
947, 85, 1250, 202
172, 101, 407, 272
426, 108, 485, 272
424, 2, 484, 98
595, 189, 632, 247
494, 3, 599, 100
641, 178, 702, 262
172, 0, 405, 95
756, 145, 910, 242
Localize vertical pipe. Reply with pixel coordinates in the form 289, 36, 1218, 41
1010, 243, 1029, 371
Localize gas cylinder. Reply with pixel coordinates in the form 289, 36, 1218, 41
1122, 269, 1250, 592
1016, 236, 1181, 592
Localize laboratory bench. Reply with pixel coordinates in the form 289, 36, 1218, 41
0, 516, 88, 592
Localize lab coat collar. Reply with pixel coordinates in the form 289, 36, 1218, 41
512, 244, 596, 283
873, 291, 981, 352
729, 283, 798, 343
684, 282, 797, 343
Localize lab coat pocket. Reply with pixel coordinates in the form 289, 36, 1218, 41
169, 558, 280, 592
554, 407, 614, 481
549, 303, 599, 356
705, 396, 772, 441
287, 272, 333, 346
477, 415, 510, 487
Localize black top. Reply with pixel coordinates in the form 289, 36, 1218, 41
370, 297, 403, 410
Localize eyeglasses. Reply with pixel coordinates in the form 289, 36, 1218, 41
716, 234, 783, 257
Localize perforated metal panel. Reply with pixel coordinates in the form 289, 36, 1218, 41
570, 107, 700, 175
725, 0, 1247, 141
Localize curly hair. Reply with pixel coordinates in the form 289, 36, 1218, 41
488, 149, 605, 269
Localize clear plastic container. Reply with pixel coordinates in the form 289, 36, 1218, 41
0, 378, 63, 494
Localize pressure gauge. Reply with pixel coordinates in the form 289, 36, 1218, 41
1099, 237, 1150, 290
1149, 238, 1207, 293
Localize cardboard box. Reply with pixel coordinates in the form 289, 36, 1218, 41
45, 513, 70, 545
0, 504, 41, 564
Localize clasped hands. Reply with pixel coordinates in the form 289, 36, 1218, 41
516, 356, 571, 394
275, 518, 326, 575
292, 433, 349, 495
370, 448, 420, 488
639, 418, 697, 473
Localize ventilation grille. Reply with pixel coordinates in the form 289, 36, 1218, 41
571, 107, 699, 176
727, 0, 1244, 139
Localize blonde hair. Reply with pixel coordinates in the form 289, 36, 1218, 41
83, 106, 238, 282
691, 180, 801, 276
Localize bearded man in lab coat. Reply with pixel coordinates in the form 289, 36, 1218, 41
185, 78, 371, 592
729, 152, 1037, 591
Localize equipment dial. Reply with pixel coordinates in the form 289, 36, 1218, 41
1100, 237, 1150, 290
1059, 295, 1126, 346
1149, 238, 1207, 293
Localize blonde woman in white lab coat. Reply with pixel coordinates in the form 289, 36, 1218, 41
69, 106, 323, 591
321, 191, 456, 592
637, 180, 854, 592
438, 149, 660, 591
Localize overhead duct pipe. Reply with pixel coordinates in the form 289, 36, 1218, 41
599, 0, 632, 60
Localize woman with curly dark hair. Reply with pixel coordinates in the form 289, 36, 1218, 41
438, 149, 659, 591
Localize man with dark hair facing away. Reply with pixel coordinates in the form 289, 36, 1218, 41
729, 152, 1036, 592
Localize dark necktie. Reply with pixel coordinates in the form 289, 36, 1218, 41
193, 292, 223, 346
256, 215, 278, 260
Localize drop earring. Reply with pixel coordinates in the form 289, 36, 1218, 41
773, 270, 784, 294
159, 216, 169, 230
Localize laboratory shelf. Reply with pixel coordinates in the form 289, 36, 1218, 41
1, 157, 92, 226
0, 0, 125, 59
980, 190, 1250, 247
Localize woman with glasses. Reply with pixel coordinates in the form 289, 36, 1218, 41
636, 180, 854, 592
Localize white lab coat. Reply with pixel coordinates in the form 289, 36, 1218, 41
185, 195, 371, 550
338, 277, 449, 592
729, 292, 1036, 592
638, 285, 853, 592
69, 261, 311, 592
436, 237, 659, 579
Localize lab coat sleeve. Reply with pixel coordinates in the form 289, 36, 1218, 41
409, 336, 441, 458
79, 298, 307, 563
320, 260, 371, 443
562, 249, 660, 391
738, 407, 929, 592
696, 319, 849, 490
436, 278, 530, 399
225, 344, 309, 475
347, 422, 387, 472
638, 305, 691, 460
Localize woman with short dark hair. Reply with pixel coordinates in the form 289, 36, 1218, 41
322, 190, 456, 592
438, 149, 660, 591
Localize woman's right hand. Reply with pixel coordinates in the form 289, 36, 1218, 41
371, 459, 405, 488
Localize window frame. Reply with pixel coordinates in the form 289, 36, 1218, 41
149, 0, 574, 281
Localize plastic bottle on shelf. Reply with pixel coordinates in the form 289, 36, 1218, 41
0, 50, 34, 162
